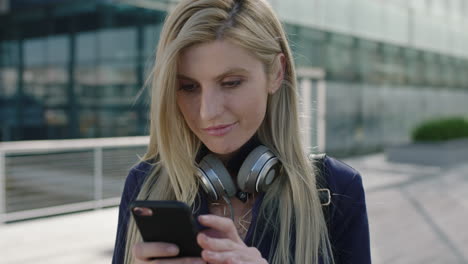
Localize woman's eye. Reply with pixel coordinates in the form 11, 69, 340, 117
179, 83, 198, 92
222, 80, 242, 88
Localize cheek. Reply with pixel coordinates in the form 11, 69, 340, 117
238, 92, 268, 124
176, 97, 196, 125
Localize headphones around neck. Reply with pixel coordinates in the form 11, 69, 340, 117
195, 145, 281, 201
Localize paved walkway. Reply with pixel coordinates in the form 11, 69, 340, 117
1, 153, 467, 264
345, 154, 468, 264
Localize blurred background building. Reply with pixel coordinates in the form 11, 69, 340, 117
1, 0, 468, 154
1, 0, 468, 222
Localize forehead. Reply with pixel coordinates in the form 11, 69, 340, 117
177, 40, 264, 78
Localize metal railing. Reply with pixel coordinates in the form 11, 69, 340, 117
0, 136, 149, 223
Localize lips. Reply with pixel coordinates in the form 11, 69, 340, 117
203, 122, 237, 136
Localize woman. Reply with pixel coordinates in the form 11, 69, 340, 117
112, 0, 371, 263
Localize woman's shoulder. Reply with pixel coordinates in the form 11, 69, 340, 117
130, 160, 155, 176
309, 153, 367, 218
317, 155, 365, 202
321, 156, 371, 263
122, 160, 155, 195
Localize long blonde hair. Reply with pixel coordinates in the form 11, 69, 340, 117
124, 0, 334, 263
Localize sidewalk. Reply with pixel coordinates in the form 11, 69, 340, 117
1, 153, 467, 264
345, 154, 468, 264
0, 207, 118, 264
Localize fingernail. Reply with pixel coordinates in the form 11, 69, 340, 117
133, 208, 143, 216
167, 245, 178, 254
199, 215, 208, 221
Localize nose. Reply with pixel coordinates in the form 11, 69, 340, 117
199, 86, 223, 121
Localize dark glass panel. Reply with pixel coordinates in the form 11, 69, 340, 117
296, 27, 326, 67
47, 35, 69, 64
325, 33, 355, 81
144, 23, 163, 57
0, 40, 20, 66
76, 32, 97, 63
422, 52, 441, 87
98, 27, 136, 60
461, 60, 468, 88
382, 44, 405, 85
355, 39, 379, 84
404, 48, 424, 86
24, 37, 46, 66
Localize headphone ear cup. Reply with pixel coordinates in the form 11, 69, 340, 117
197, 154, 237, 200
237, 145, 280, 193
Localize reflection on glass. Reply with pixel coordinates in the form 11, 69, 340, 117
76, 32, 97, 63
423, 52, 441, 87
144, 23, 163, 56
296, 27, 326, 67
44, 85, 67, 106
356, 39, 379, 83
47, 35, 69, 64
404, 48, 423, 86
24, 38, 47, 66
99, 28, 136, 60
326, 34, 354, 81
0, 41, 20, 66
45, 109, 68, 127
382, 45, 405, 85
98, 62, 137, 85
0, 68, 18, 96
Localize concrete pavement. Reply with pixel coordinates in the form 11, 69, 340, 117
345, 154, 468, 264
1, 153, 467, 263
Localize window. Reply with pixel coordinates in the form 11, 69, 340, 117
325, 33, 355, 81
355, 39, 379, 84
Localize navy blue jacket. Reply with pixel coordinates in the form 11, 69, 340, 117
112, 156, 371, 263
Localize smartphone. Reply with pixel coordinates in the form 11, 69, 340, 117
130, 200, 202, 258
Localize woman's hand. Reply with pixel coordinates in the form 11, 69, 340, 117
132, 241, 205, 264
197, 214, 268, 264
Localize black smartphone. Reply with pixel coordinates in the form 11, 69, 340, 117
130, 200, 202, 258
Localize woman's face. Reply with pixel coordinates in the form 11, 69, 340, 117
177, 40, 279, 161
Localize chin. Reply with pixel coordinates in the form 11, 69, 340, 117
206, 144, 238, 155
204, 140, 243, 156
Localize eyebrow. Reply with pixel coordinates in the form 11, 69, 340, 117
177, 67, 249, 82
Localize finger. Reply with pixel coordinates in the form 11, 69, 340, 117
132, 242, 179, 260
201, 249, 267, 264
201, 250, 243, 264
147, 257, 206, 264
197, 232, 242, 252
198, 215, 242, 243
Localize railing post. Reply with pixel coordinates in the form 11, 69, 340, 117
0, 151, 6, 224
94, 147, 103, 209
317, 79, 327, 153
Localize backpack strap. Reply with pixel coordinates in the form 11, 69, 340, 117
310, 153, 336, 264
309, 153, 332, 206
309, 153, 332, 232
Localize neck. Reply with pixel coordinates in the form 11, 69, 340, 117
196, 134, 261, 175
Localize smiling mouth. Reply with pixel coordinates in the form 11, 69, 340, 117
203, 122, 237, 136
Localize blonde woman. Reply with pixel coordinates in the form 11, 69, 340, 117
112, 0, 370, 263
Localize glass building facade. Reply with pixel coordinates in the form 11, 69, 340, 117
1, 0, 468, 143
0, 0, 166, 141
